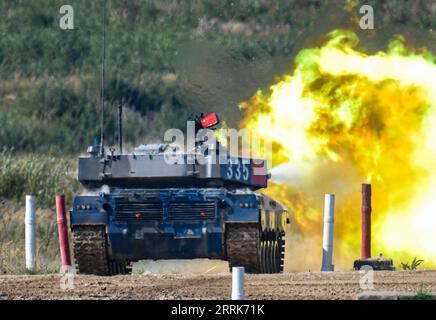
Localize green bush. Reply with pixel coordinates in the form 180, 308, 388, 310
0, 151, 79, 207
400, 257, 424, 271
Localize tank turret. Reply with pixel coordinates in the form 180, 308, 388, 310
78, 112, 268, 190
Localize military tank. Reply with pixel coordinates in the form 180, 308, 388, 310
70, 112, 289, 275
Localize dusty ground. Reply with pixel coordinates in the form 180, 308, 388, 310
0, 271, 435, 300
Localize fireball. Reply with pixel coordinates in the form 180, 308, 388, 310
240, 30, 436, 270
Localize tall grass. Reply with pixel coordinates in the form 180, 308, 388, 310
0, 201, 60, 274
0, 154, 81, 273
0, 151, 80, 207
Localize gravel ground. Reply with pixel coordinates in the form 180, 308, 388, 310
0, 271, 435, 300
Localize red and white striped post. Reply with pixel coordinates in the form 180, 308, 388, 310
56, 195, 71, 272
361, 184, 371, 260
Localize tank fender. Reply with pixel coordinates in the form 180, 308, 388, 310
223, 194, 260, 223
225, 208, 259, 223
70, 195, 111, 226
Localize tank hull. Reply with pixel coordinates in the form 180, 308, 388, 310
70, 188, 288, 274
108, 229, 224, 260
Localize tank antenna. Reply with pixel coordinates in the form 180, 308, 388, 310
99, 0, 107, 156
118, 98, 123, 154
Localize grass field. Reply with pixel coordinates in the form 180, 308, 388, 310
0, 201, 61, 274
0, 153, 79, 274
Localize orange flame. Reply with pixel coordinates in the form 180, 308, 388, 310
240, 30, 436, 270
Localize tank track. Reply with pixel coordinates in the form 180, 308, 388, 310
226, 223, 261, 273
226, 223, 285, 274
72, 225, 130, 276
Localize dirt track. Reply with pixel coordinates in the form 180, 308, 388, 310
1, 271, 435, 300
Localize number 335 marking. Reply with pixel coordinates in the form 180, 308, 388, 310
227, 158, 249, 181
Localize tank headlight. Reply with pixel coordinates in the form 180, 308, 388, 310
75, 204, 94, 211
238, 202, 255, 209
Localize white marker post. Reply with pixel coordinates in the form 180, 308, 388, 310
231, 267, 245, 300
25, 195, 36, 270
321, 194, 335, 272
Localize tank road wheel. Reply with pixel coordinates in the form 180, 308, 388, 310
274, 239, 283, 273
271, 241, 278, 273
72, 225, 130, 276
258, 231, 284, 273
269, 241, 276, 273
225, 224, 284, 274
260, 241, 266, 273
226, 223, 261, 273
270, 241, 275, 273
266, 241, 272, 274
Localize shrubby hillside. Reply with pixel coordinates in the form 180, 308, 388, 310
1, 0, 434, 155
